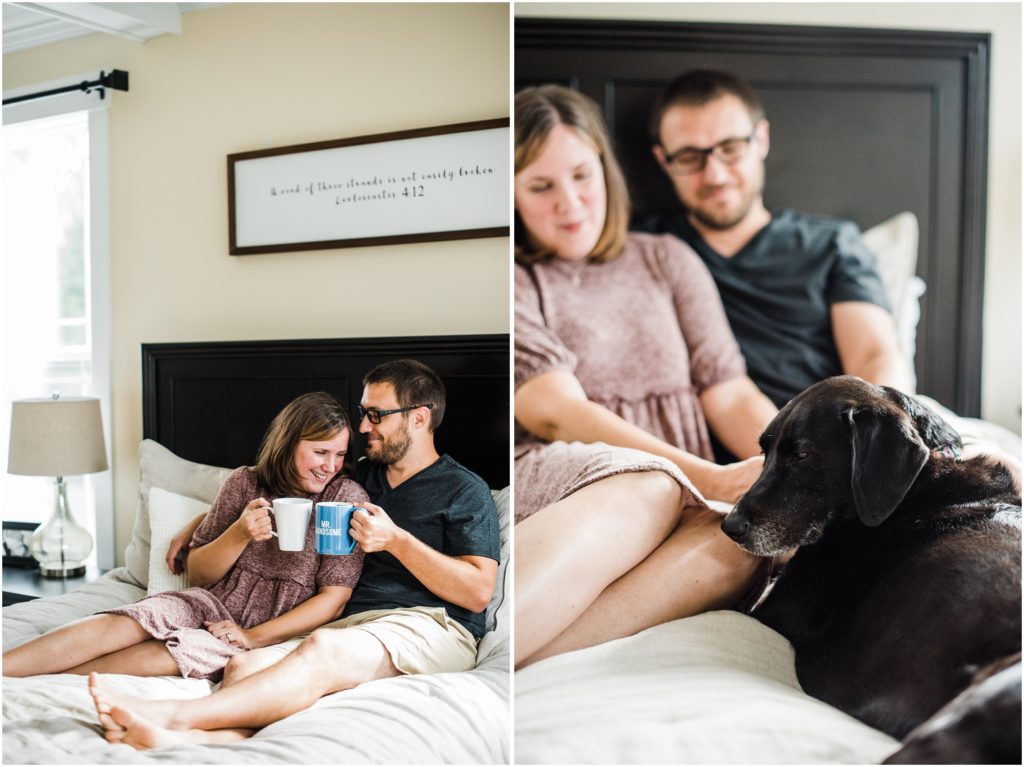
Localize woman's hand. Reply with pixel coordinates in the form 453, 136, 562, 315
204, 619, 256, 650
234, 498, 274, 542
706, 456, 764, 504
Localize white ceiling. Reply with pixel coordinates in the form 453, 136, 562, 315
2, 3, 215, 53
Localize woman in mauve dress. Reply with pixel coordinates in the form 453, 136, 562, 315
3, 392, 367, 681
513, 85, 779, 668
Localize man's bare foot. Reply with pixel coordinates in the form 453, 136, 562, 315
107, 706, 196, 750
88, 672, 181, 735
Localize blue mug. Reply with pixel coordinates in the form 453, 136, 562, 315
315, 502, 364, 555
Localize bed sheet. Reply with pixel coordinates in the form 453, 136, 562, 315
514, 610, 899, 765
3, 568, 509, 764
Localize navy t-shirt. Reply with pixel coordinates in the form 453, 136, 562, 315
641, 209, 891, 408
344, 455, 499, 639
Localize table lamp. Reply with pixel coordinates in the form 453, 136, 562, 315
7, 394, 108, 577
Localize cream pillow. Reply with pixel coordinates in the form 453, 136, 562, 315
147, 487, 212, 595
861, 211, 923, 390
124, 440, 232, 589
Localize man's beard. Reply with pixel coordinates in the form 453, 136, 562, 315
366, 424, 412, 464
689, 198, 752, 230
686, 172, 764, 231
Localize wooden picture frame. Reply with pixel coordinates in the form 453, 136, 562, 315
228, 118, 510, 255
2, 521, 39, 569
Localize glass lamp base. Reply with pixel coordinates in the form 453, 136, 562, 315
38, 562, 86, 578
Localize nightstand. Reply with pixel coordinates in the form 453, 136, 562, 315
2, 565, 107, 606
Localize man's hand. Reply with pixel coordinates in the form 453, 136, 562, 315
349, 502, 402, 553
204, 619, 256, 649
708, 455, 765, 504
165, 530, 191, 575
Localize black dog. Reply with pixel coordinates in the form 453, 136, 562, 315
722, 376, 1021, 761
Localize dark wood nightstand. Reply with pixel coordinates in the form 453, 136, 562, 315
2, 565, 107, 606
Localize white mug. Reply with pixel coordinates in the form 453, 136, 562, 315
269, 497, 312, 551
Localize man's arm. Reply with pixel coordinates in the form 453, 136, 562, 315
350, 503, 497, 613
700, 376, 778, 459
832, 301, 913, 392
165, 512, 208, 574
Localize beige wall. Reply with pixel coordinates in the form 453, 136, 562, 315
518, 2, 1022, 435
3, 3, 510, 564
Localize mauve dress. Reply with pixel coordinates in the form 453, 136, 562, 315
103, 467, 368, 680
514, 232, 747, 523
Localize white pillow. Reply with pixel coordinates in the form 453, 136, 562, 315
478, 485, 511, 665
862, 211, 923, 390
147, 487, 212, 595
124, 440, 232, 589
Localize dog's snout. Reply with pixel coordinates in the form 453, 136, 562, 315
721, 512, 751, 543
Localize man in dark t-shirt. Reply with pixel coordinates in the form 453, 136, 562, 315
349, 452, 497, 640
641, 69, 911, 410
91, 359, 500, 748
643, 207, 892, 409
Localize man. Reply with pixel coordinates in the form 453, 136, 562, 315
643, 68, 912, 411
89, 359, 500, 749
643, 69, 1019, 486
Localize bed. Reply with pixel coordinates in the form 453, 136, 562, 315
514, 17, 1020, 764
3, 333, 511, 764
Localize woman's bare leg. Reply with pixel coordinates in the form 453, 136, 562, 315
3, 614, 151, 677
520, 505, 764, 667
65, 639, 180, 677
514, 471, 685, 666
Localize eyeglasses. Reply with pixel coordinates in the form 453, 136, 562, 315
661, 132, 757, 176
357, 403, 433, 425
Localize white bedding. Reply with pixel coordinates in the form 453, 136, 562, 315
515, 610, 899, 764
3, 568, 510, 764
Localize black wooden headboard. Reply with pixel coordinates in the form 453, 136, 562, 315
142, 334, 510, 489
516, 18, 990, 417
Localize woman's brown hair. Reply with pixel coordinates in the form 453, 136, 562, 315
514, 84, 631, 264
254, 391, 351, 497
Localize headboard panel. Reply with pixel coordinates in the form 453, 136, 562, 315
142, 334, 510, 489
515, 19, 990, 416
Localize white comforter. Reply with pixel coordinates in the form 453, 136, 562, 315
515, 610, 900, 764
3, 569, 509, 764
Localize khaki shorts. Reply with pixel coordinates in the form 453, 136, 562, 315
263, 606, 478, 675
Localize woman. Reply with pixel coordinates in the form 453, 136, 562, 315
514, 85, 778, 668
3, 392, 368, 681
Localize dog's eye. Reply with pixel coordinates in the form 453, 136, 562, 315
795, 451, 809, 461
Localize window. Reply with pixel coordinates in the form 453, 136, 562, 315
2, 78, 113, 568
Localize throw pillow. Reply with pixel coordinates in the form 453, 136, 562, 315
123, 440, 232, 588
862, 211, 922, 390
147, 487, 212, 595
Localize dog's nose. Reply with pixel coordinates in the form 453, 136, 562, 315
721, 512, 750, 543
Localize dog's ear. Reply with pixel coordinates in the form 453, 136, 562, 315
846, 406, 930, 526
880, 386, 963, 452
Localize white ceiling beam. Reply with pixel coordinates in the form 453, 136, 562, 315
8, 2, 182, 43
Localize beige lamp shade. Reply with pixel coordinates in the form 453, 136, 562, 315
7, 396, 109, 477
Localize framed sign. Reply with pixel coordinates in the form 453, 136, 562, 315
228, 118, 510, 255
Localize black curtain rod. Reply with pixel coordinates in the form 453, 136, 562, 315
3, 69, 129, 106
